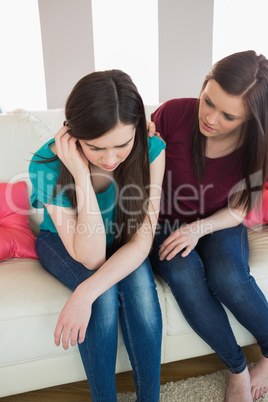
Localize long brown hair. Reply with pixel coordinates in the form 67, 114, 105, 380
191, 50, 268, 213
41, 70, 150, 249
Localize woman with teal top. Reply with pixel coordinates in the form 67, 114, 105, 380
29, 70, 165, 402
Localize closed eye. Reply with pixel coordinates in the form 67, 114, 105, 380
88, 146, 102, 151
87, 139, 132, 151
223, 113, 235, 121
85, 136, 134, 151
116, 142, 131, 148
205, 97, 236, 121
205, 97, 213, 107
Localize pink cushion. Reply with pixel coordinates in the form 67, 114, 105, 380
244, 184, 268, 227
0, 181, 38, 262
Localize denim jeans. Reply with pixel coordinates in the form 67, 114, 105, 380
150, 221, 268, 374
36, 230, 162, 402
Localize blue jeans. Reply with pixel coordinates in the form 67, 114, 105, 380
36, 230, 162, 402
150, 222, 268, 374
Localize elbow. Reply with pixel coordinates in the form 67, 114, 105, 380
83, 256, 106, 270
71, 236, 107, 270
77, 253, 106, 271
72, 246, 106, 271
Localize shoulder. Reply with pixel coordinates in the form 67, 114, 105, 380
30, 139, 56, 163
151, 98, 197, 121
151, 98, 198, 142
148, 135, 166, 164
149, 144, 165, 187
29, 139, 59, 181
30, 139, 56, 165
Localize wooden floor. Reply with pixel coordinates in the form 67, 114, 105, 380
2, 344, 260, 401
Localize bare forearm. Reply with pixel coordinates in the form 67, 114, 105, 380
73, 174, 106, 268
196, 206, 246, 238
81, 236, 151, 303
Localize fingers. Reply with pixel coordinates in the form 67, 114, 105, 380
54, 125, 70, 143
147, 121, 156, 137
159, 240, 190, 261
55, 129, 77, 156
54, 308, 88, 349
54, 321, 64, 347
158, 231, 179, 256
61, 326, 72, 350
54, 320, 81, 349
158, 229, 194, 260
167, 243, 191, 260
53, 286, 92, 350
54, 311, 74, 350
78, 326, 87, 344
181, 245, 192, 258
54, 126, 70, 156
70, 328, 79, 347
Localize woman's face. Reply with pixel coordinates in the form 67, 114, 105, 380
79, 122, 136, 172
198, 79, 247, 140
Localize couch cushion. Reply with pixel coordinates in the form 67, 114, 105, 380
0, 257, 165, 367
0, 258, 76, 367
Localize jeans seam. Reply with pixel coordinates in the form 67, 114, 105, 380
119, 287, 142, 400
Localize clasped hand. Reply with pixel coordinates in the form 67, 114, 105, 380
159, 222, 202, 260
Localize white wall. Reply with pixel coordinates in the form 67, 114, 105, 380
0, 0, 47, 111
38, 0, 95, 109
92, 0, 159, 105
213, 0, 268, 63
38, 0, 214, 108
158, 0, 214, 102
4, 1, 267, 111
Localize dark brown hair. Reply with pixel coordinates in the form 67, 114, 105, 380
191, 50, 268, 213
42, 70, 150, 249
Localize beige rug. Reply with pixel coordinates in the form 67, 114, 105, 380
117, 365, 268, 402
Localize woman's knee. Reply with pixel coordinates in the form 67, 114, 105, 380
153, 250, 205, 289
198, 225, 249, 269
205, 255, 251, 304
36, 232, 98, 290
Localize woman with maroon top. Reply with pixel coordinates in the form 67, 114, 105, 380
149, 50, 268, 402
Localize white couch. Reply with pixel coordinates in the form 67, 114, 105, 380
1, 107, 268, 398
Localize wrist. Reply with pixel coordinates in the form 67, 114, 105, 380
74, 170, 91, 184
77, 279, 98, 304
193, 219, 213, 237
74, 172, 94, 194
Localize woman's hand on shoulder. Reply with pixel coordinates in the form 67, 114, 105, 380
146, 121, 166, 144
54, 281, 93, 349
55, 125, 89, 178
158, 222, 202, 260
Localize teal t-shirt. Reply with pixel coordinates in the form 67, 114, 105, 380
29, 136, 165, 247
